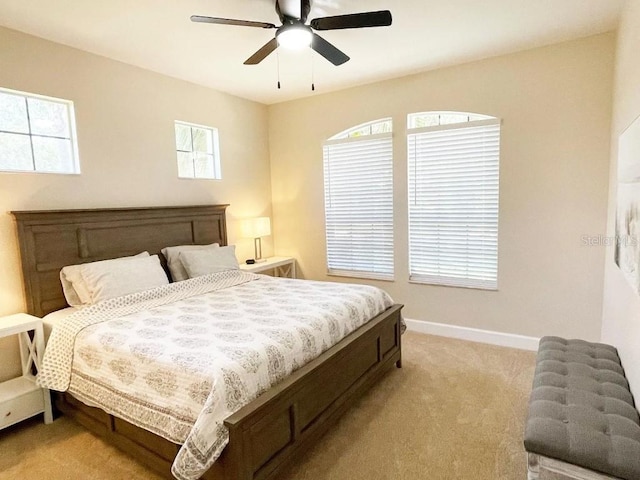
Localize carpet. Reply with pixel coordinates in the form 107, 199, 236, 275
0, 332, 536, 479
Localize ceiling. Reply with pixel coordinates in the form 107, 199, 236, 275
0, 0, 625, 105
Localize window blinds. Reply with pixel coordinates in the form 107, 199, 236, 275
323, 133, 394, 279
408, 119, 500, 289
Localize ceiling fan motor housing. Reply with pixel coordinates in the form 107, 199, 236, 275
276, 0, 311, 24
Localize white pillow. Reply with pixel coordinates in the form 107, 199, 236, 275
60, 252, 150, 306
161, 243, 219, 282
179, 245, 239, 279
79, 254, 169, 304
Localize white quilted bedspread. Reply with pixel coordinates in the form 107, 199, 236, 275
38, 270, 394, 480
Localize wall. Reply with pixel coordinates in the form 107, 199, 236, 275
601, 0, 640, 402
269, 34, 614, 342
0, 27, 272, 381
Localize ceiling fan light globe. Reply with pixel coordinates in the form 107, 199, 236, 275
277, 27, 312, 50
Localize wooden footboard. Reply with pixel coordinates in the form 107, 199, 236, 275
54, 304, 403, 480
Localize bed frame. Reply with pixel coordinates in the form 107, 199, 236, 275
11, 205, 403, 480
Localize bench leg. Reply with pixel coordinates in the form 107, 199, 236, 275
528, 453, 540, 480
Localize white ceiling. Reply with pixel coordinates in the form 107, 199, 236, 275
0, 0, 625, 105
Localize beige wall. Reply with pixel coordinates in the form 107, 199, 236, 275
0, 27, 620, 384
269, 34, 614, 341
602, 0, 640, 401
0, 27, 272, 381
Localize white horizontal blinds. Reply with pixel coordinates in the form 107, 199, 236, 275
324, 131, 394, 280
408, 117, 500, 289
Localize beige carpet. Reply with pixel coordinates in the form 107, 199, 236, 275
0, 332, 536, 480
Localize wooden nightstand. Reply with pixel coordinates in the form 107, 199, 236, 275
239, 256, 296, 278
0, 313, 53, 429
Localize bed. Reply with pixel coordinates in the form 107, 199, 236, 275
11, 205, 403, 480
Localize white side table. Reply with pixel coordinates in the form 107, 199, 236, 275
239, 256, 296, 278
0, 313, 53, 429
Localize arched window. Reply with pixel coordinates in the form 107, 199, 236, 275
323, 119, 394, 280
407, 111, 500, 289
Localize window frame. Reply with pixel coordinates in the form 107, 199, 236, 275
0, 87, 80, 175
174, 120, 221, 180
323, 118, 395, 281
407, 112, 501, 290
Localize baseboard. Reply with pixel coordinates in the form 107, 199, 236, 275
404, 318, 540, 351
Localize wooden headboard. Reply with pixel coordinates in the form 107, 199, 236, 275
11, 205, 229, 317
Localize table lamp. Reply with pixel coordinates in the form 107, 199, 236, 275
240, 217, 271, 263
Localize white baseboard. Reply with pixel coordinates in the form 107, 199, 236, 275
404, 318, 540, 351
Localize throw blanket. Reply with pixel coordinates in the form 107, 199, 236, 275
38, 271, 394, 480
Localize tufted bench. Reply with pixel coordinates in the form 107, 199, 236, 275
524, 336, 640, 480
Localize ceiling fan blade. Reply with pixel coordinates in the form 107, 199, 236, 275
191, 15, 276, 29
310, 10, 392, 31
244, 38, 279, 65
311, 34, 349, 66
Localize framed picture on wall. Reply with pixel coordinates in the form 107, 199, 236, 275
615, 114, 640, 295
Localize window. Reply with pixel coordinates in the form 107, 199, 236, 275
0, 87, 79, 174
323, 119, 394, 280
407, 111, 500, 289
174, 121, 221, 179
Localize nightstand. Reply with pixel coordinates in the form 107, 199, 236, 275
0, 313, 53, 429
239, 256, 296, 278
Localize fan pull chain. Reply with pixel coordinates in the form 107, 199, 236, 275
311, 53, 315, 91
277, 50, 281, 89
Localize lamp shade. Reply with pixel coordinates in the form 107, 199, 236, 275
277, 26, 312, 50
240, 217, 271, 238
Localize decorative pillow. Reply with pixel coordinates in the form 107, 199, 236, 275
179, 245, 239, 279
60, 251, 150, 306
78, 254, 169, 304
161, 243, 220, 282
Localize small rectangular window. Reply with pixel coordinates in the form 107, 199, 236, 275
174, 121, 221, 179
0, 87, 80, 174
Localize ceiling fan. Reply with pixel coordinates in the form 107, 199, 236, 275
191, 0, 392, 66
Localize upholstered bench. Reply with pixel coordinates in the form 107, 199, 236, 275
524, 336, 640, 480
